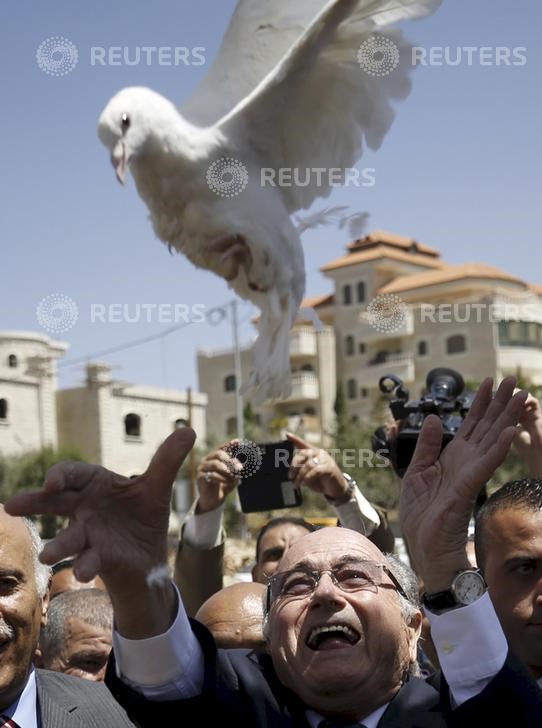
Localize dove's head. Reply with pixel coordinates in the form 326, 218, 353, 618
97, 86, 180, 184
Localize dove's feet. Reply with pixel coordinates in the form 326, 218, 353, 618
207, 234, 251, 281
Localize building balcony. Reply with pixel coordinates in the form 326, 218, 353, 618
289, 327, 317, 358
356, 353, 415, 388
497, 346, 542, 385
286, 372, 320, 401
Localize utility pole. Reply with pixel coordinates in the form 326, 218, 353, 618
230, 299, 245, 441
187, 387, 197, 501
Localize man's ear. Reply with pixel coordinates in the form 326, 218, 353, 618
407, 610, 423, 664
40, 578, 51, 628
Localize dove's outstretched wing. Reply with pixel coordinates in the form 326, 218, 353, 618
181, 0, 331, 126
216, 0, 440, 213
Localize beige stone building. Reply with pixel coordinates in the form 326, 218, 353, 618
197, 230, 542, 436
0, 331, 67, 455
0, 332, 207, 485
56, 362, 207, 476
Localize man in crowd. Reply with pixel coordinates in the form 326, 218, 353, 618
194, 582, 266, 650
175, 432, 395, 614
49, 558, 106, 600
38, 588, 113, 681
474, 478, 542, 684
6, 377, 542, 725
0, 506, 134, 726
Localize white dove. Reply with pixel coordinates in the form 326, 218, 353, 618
98, 0, 440, 403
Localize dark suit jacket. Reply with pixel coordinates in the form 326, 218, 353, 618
106, 621, 542, 727
35, 669, 135, 727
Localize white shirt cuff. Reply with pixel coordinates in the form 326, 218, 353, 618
334, 486, 380, 536
427, 592, 508, 706
113, 583, 204, 700
182, 503, 225, 549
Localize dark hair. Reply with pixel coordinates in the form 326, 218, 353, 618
51, 557, 76, 575
475, 478, 542, 567
255, 517, 317, 563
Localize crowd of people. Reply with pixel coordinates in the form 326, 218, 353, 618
1, 376, 542, 725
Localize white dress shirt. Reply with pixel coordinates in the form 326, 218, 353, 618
2, 668, 38, 728
182, 485, 381, 551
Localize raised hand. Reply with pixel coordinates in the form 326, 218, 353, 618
286, 432, 348, 501
400, 377, 527, 591
5, 428, 196, 638
513, 390, 542, 477
195, 440, 243, 513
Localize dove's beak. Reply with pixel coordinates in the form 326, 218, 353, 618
111, 141, 128, 185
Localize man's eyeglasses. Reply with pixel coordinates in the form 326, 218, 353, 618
266, 561, 408, 611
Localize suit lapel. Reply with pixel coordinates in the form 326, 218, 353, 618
35, 673, 86, 728
377, 677, 444, 727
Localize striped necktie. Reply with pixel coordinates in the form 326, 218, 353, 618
0, 717, 19, 728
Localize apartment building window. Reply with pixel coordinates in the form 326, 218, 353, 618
347, 379, 357, 399
345, 335, 355, 356
124, 413, 141, 438
174, 418, 188, 429
342, 284, 352, 305
304, 407, 316, 416
360, 387, 368, 398
417, 340, 428, 357
357, 282, 366, 303
301, 363, 315, 372
358, 342, 366, 354
446, 334, 466, 355
224, 374, 236, 392
7, 354, 18, 368
0, 399, 7, 420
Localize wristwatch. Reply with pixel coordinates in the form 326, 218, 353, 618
325, 473, 357, 506
423, 569, 487, 612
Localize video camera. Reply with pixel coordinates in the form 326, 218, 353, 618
372, 367, 475, 476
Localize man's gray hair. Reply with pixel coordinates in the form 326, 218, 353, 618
22, 517, 51, 598
40, 588, 113, 662
384, 553, 422, 678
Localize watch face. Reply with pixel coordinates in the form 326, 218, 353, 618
453, 571, 486, 605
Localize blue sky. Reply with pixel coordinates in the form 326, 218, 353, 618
1, 1, 541, 392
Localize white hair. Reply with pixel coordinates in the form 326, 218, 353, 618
22, 518, 51, 597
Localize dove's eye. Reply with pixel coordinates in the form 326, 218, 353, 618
120, 113, 130, 131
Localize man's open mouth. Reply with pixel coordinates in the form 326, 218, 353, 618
306, 623, 360, 650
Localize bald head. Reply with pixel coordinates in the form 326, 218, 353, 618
195, 582, 266, 650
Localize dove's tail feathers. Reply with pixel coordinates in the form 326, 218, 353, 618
244, 290, 301, 405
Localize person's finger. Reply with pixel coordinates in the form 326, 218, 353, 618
72, 548, 102, 583
286, 432, 311, 450
404, 415, 443, 477
143, 428, 196, 496
456, 378, 494, 439
478, 388, 528, 451
200, 458, 239, 480
40, 521, 87, 565
5, 489, 82, 518
468, 377, 518, 445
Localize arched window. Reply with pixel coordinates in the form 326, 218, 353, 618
446, 335, 466, 355
347, 379, 357, 400
224, 374, 236, 392
345, 335, 355, 356
124, 413, 141, 438
7, 354, 17, 368
174, 418, 188, 429
417, 340, 428, 357
357, 282, 366, 303
342, 284, 352, 306
0, 399, 7, 419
